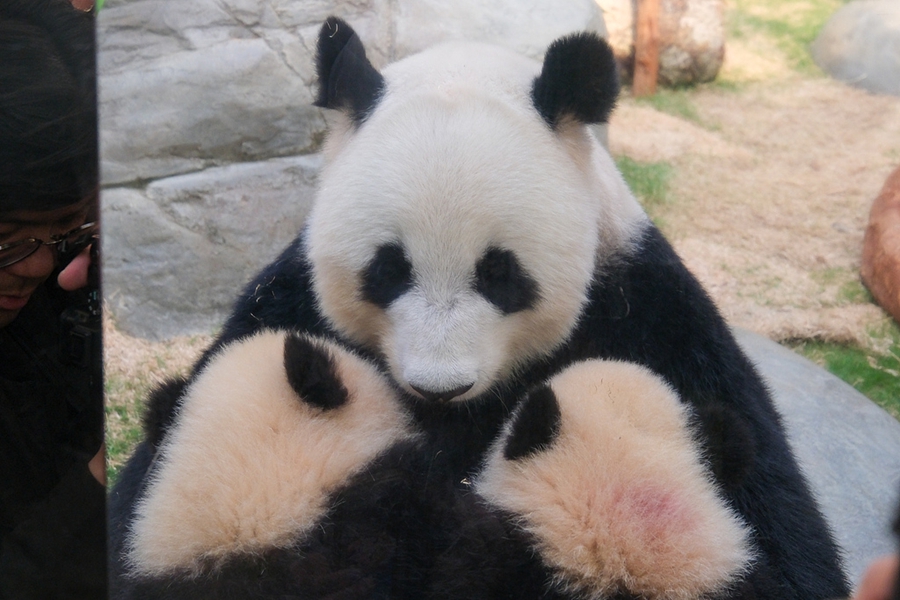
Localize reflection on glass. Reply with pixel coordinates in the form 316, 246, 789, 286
0, 0, 105, 597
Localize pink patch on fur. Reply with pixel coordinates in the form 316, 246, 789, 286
616, 483, 692, 539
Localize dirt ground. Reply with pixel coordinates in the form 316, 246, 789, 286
609, 35, 900, 350
103, 27, 900, 457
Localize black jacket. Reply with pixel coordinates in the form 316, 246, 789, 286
0, 281, 105, 599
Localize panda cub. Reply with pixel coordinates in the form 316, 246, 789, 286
432, 361, 752, 600
112, 331, 435, 599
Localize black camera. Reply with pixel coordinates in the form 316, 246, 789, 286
59, 233, 101, 371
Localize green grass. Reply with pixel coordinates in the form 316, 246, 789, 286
105, 374, 152, 486
707, 78, 746, 93
615, 156, 674, 209
838, 280, 873, 305
789, 324, 900, 420
636, 88, 704, 125
807, 268, 876, 307
103, 328, 212, 486
728, 0, 850, 74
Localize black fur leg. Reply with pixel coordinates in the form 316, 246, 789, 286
693, 403, 757, 491
142, 376, 189, 449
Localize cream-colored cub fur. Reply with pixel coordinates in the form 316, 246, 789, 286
476, 360, 752, 600
127, 331, 415, 577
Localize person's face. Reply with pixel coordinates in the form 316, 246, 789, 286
0, 198, 91, 328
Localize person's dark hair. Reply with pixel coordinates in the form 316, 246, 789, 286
0, 0, 97, 213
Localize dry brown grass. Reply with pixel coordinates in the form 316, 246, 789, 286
610, 30, 900, 349
104, 315, 210, 474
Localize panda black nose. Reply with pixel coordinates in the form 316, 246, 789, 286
410, 383, 474, 402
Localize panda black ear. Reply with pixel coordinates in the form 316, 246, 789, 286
531, 32, 619, 129
503, 384, 562, 461
283, 333, 349, 411
314, 16, 385, 126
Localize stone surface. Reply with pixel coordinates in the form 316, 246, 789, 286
735, 328, 900, 588
102, 154, 321, 340
862, 164, 900, 324
596, 0, 635, 66
97, 0, 606, 187
97, 0, 336, 186
812, 0, 900, 97
596, 0, 725, 86
391, 0, 606, 61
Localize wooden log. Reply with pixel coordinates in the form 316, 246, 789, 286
633, 0, 661, 97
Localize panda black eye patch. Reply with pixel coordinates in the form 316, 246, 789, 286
474, 247, 539, 314
361, 243, 414, 308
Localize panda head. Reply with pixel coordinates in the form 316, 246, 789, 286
474, 360, 752, 600
126, 331, 415, 577
307, 17, 647, 404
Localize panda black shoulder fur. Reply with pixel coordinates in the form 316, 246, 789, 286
433, 360, 754, 600
118, 16, 849, 599
110, 330, 460, 599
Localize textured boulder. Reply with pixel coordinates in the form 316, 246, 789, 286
812, 0, 900, 97
734, 329, 900, 588
102, 155, 322, 339
391, 0, 606, 62
98, 0, 606, 187
597, 0, 725, 86
861, 164, 900, 324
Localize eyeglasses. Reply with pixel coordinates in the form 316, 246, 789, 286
0, 221, 98, 269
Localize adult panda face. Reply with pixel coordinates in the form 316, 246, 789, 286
306, 18, 646, 403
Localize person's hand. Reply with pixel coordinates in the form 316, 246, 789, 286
57, 246, 91, 291
88, 444, 105, 485
853, 555, 900, 600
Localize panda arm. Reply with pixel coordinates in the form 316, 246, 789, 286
107, 440, 155, 599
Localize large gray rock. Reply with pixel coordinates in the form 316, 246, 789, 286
657, 0, 725, 86
391, 0, 606, 62
596, 0, 725, 86
98, 0, 336, 186
735, 328, 900, 588
102, 154, 321, 339
812, 0, 900, 96
100, 37, 324, 186
98, 0, 606, 186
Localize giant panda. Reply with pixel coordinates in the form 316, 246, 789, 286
431, 360, 756, 600
112, 16, 850, 600
109, 330, 457, 599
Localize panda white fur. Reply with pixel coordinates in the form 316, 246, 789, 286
474, 360, 752, 600
110, 330, 448, 599
306, 27, 643, 405
112, 16, 849, 600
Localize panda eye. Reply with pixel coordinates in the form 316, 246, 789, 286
361, 243, 414, 308
474, 247, 539, 314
